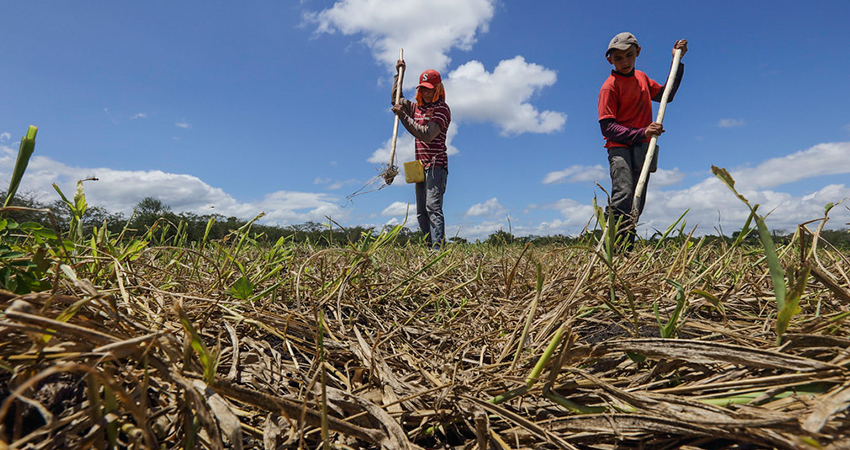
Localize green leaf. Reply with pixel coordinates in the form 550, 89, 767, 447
659, 279, 687, 338
31, 228, 58, 240
174, 302, 218, 384
227, 275, 254, 300
776, 263, 810, 344
754, 214, 786, 310
626, 351, 646, 363
119, 239, 148, 261
0, 251, 26, 260
4, 125, 37, 208
711, 165, 750, 204
692, 289, 725, 315
18, 222, 43, 230
52, 183, 73, 206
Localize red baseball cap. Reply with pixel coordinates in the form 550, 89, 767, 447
417, 69, 441, 89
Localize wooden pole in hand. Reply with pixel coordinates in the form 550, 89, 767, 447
384, 48, 404, 185
631, 48, 683, 218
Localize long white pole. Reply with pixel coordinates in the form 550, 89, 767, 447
632, 48, 683, 217
387, 49, 404, 177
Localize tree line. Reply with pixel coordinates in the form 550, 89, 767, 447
3, 191, 849, 248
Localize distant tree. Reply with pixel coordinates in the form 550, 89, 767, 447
135, 197, 171, 217
448, 236, 468, 245
484, 230, 515, 246
0, 190, 54, 225
818, 229, 850, 249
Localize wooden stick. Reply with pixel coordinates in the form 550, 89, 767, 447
632, 48, 683, 218
385, 48, 404, 183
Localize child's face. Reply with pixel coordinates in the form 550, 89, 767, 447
606, 45, 640, 73
418, 86, 436, 102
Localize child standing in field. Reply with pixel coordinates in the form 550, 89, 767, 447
598, 32, 687, 250
391, 59, 452, 251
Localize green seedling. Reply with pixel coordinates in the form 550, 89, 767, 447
712, 165, 808, 344
3, 125, 37, 208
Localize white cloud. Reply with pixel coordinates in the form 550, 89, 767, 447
516, 199, 597, 237
634, 143, 850, 235
305, 0, 495, 75
527, 142, 850, 238
731, 142, 850, 189
651, 168, 685, 187
718, 118, 745, 128
381, 201, 412, 217
367, 123, 460, 168
0, 132, 11, 142
131, 113, 148, 119
543, 165, 606, 184
384, 217, 400, 227
307, 1, 564, 136
326, 179, 360, 190
457, 219, 508, 241
448, 57, 566, 135
465, 197, 505, 218
638, 178, 850, 237
176, 121, 191, 129
0, 155, 348, 226
313, 177, 358, 190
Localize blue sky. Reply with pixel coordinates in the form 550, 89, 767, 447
2, 1, 850, 240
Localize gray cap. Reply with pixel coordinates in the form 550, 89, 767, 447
606, 32, 638, 55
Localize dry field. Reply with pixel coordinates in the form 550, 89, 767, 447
1, 208, 850, 450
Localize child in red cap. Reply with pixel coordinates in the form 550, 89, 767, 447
598, 32, 688, 251
391, 59, 452, 251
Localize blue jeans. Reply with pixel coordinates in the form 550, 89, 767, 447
415, 166, 447, 248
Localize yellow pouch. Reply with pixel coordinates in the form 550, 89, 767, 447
404, 160, 424, 183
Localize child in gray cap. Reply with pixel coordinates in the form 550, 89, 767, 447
598, 32, 688, 251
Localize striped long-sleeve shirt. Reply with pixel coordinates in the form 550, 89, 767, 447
392, 76, 451, 169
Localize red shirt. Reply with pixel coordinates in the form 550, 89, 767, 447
411, 100, 451, 169
598, 70, 662, 149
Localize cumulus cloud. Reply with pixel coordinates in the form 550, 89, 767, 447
384, 217, 400, 227
543, 165, 606, 184
638, 177, 850, 237
367, 124, 460, 167
306, 0, 565, 136
632, 143, 850, 235
305, 0, 495, 75
731, 142, 850, 190
0, 132, 11, 142
651, 168, 685, 187
381, 201, 412, 217
465, 197, 505, 218
526, 142, 850, 238
448, 57, 566, 135
175, 121, 192, 129
131, 113, 147, 119
456, 219, 508, 241
0, 154, 348, 226
327, 179, 360, 190
718, 118, 745, 128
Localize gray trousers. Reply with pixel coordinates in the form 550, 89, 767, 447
607, 143, 657, 240
415, 166, 447, 248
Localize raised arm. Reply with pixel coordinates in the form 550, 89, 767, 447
390, 59, 412, 112
653, 39, 688, 103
